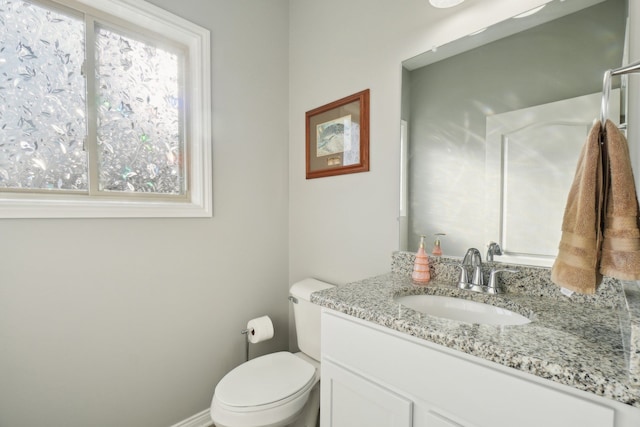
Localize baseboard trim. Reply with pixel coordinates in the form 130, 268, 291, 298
169, 408, 212, 427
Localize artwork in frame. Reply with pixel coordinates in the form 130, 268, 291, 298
305, 89, 370, 179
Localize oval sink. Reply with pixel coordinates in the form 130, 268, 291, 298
395, 294, 531, 326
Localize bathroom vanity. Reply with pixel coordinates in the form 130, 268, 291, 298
311, 254, 640, 427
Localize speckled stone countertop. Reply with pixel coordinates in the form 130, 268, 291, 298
310, 252, 640, 408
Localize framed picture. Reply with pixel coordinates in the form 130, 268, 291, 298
305, 89, 370, 179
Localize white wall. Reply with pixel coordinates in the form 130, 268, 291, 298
288, 0, 550, 286
0, 1, 289, 426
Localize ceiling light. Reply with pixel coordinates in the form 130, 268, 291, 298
513, 4, 546, 18
429, 0, 465, 8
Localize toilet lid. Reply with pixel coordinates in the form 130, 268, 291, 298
215, 351, 316, 407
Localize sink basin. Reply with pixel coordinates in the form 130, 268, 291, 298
395, 294, 531, 326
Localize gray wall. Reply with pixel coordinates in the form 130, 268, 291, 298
0, 1, 290, 426
2, 0, 637, 426
405, 0, 626, 255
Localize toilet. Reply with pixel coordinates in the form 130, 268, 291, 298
210, 278, 334, 427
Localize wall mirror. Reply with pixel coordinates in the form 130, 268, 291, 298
400, 0, 629, 266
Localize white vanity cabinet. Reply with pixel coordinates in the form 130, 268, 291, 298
320, 309, 640, 427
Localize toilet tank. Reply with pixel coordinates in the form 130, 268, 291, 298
289, 278, 335, 361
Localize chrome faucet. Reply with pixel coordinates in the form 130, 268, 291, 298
456, 247, 517, 294
462, 247, 482, 267
486, 241, 502, 262
459, 248, 484, 292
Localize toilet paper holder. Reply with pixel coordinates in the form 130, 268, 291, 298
241, 327, 253, 362
240, 315, 274, 361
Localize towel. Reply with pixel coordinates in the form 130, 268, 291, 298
551, 121, 604, 294
599, 120, 640, 280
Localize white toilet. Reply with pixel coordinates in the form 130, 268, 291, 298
210, 278, 334, 427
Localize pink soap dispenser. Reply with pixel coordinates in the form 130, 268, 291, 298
432, 233, 445, 256
412, 235, 431, 284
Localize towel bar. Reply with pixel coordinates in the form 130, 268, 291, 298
600, 59, 640, 127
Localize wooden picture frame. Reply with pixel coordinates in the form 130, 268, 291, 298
305, 89, 370, 179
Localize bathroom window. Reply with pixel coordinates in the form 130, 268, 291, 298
0, 0, 211, 217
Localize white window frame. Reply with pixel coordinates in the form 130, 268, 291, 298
0, 0, 212, 218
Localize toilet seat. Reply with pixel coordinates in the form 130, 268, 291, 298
211, 352, 318, 427
216, 351, 316, 408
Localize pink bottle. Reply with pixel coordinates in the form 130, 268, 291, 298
412, 235, 431, 284
432, 233, 445, 256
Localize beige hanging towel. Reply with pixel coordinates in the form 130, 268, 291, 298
599, 120, 640, 280
551, 121, 604, 294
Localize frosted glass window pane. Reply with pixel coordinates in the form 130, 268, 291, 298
0, 1, 87, 190
95, 26, 184, 195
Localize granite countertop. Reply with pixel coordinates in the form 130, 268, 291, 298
310, 253, 640, 409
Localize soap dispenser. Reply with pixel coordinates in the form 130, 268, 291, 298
432, 233, 445, 256
412, 235, 431, 284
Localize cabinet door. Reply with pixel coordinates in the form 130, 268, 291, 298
321, 359, 412, 427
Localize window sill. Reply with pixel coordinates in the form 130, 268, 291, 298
0, 194, 212, 218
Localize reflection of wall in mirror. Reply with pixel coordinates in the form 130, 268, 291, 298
403, 0, 626, 263
484, 90, 619, 266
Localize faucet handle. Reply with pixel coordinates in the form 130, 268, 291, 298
487, 268, 518, 294
453, 264, 469, 289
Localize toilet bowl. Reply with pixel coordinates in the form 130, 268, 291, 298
210, 279, 334, 427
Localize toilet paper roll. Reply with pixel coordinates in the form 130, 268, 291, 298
246, 315, 274, 344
